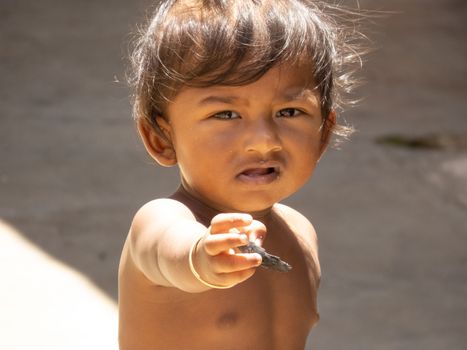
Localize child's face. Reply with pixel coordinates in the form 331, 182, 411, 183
156, 66, 332, 213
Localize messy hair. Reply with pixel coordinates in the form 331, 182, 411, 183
129, 0, 368, 140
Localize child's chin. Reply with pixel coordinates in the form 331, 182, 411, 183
229, 198, 279, 214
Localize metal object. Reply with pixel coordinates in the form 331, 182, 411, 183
238, 242, 292, 272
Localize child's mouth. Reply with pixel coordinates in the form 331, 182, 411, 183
237, 166, 280, 184
241, 167, 276, 176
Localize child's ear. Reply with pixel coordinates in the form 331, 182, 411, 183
137, 117, 177, 167
319, 110, 336, 158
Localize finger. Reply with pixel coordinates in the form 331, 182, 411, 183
244, 220, 267, 246
210, 213, 253, 234
212, 253, 262, 273
204, 232, 249, 256
217, 267, 258, 286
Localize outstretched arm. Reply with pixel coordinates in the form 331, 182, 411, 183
128, 199, 263, 292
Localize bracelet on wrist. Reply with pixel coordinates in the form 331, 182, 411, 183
188, 234, 235, 289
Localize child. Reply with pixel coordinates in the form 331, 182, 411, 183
119, 0, 363, 348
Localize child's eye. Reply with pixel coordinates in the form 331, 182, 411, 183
212, 111, 240, 120
276, 108, 303, 118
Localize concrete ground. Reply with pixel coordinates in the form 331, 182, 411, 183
1, 0, 466, 349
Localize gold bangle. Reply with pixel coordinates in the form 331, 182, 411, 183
188, 234, 234, 289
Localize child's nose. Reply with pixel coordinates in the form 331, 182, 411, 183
243, 119, 282, 155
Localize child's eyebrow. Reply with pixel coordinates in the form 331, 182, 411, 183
282, 88, 319, 101
197, 95, 240, 106
196, 88, 319, 106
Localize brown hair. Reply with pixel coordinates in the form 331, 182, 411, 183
129, 0, 368, 140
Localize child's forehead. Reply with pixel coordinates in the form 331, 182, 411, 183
169, 65, 320, 110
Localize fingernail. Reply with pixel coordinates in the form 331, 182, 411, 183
239, 234, 248, 243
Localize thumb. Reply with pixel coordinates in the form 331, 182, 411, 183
244, 220, 267, 246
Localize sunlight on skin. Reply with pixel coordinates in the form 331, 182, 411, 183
0, 219, 117, 350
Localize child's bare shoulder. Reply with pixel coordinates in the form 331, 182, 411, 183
132, 198, 196, 231
273, 203, 318, 242
274, 203, 321, 281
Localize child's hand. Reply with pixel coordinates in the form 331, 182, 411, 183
191, 213, 265, 289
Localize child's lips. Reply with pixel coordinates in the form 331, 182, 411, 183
236, 164, 281, 184
241, 167, 275, 176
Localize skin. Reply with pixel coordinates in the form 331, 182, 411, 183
118, 65, 335, 349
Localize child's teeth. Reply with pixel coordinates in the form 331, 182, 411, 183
244, 168, 270, 176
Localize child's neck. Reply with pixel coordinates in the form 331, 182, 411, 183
170, 185, 274, 226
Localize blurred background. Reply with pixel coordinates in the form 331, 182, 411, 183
1, 0, 466, 349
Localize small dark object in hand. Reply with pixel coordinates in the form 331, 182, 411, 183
238, 242, 292, 272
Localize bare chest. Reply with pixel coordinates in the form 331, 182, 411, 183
120, 253, 319, 350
